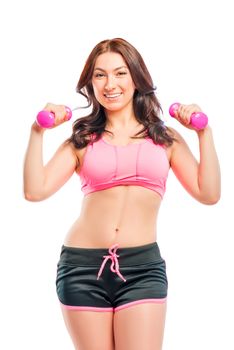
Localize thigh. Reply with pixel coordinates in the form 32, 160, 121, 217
113, 301, 167, 350
61, 307, 114, 350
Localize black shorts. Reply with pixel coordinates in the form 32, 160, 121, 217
56, 242, 168, 312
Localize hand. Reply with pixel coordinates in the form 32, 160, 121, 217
37, 103, 70, 129
173, 103, 204, 130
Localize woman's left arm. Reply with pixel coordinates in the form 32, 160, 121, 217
169, 104, 221, 204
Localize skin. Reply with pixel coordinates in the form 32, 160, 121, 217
23, 51, 221, 350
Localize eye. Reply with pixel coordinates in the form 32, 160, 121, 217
94, 73, 105, 78
117, 71, 127, 76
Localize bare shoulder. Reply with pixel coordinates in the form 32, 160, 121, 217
164, 126, 184, 162
51, 141, 80, 170
167, 126, 185, 143
64, 140, 90, 173
166, 126, 190, 153
166, 126, 198, 173
60, 140, 78, 156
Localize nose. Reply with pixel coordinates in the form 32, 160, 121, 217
104, 75, 116, 91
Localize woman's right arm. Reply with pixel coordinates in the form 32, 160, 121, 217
23, 104, 79, 202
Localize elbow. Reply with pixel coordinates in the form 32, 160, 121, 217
23, 188, 46, 202
24, 192, 43, 202
200, 192, 221, 205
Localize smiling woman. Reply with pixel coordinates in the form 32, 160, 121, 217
23, 37, 221, 350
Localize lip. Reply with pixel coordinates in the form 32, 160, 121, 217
104, 93, 122, 101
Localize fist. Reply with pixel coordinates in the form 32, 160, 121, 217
173, 103, 203, 129
41, 103, 70, 127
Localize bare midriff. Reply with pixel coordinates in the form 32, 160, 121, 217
64, 185, 162, 248
63, 132, 171, 249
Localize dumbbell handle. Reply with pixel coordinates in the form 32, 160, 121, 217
169, 103, 208, 130
36, 106, 72, 128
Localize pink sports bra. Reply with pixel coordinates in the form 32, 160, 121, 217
78, 135, 170, 198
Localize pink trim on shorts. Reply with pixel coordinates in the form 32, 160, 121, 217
60, 298, 167, 313
114, 298, 167, 312
60, 302, 113, 312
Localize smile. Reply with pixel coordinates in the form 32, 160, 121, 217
104, 93, 122, 99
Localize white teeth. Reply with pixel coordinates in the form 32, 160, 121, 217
105, 93, 121, 98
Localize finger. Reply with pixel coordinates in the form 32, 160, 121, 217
43, 102, 55, 112
175, 104, 185, 123
183, 104, 201, 125
184, 108, 191, 125
178, 104, 191, 125
54, 105, 68, 125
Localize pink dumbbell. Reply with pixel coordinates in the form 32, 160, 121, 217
36, 106, 72, 128
169, 103, 208, 130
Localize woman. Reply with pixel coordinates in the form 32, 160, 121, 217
23, 38, 221, 350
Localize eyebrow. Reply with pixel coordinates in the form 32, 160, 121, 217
94, 66, 128, 72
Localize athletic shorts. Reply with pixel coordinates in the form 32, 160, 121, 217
56, 241, 168, 312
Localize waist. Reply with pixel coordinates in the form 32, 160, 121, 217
64, 221, 157, 248
58, 241, 164, 266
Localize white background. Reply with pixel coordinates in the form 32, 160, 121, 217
1, 0, 233, 349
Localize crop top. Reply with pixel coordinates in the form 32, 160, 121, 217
78, 135, 170, 198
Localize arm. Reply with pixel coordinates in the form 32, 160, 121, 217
169, 104, 221, 205
23, 104, 79, 201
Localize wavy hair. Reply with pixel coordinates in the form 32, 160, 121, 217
66, 38, 175, 148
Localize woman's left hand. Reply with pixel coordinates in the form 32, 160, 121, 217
173, 103, 204, 130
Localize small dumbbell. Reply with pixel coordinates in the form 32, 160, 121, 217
169, 103, 208, 130
36, 106, 72, 128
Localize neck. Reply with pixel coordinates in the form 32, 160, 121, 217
105, 112, 140, 129
104, 104, 138, 131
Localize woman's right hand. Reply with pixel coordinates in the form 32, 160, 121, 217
33, 103, 69, 130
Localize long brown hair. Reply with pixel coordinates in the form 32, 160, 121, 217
66, 38, 175, 148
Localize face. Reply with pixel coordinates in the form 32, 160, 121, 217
92, 52, 136, 112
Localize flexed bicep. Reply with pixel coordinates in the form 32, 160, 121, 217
24, 135, 78, 202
